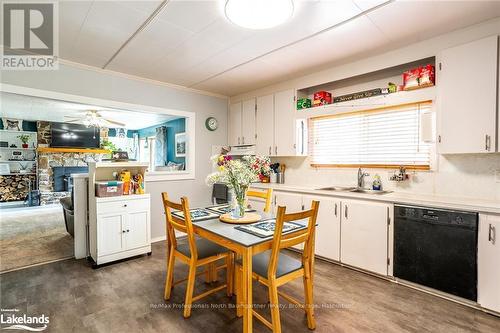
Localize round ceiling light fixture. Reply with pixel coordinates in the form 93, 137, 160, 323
224, 0, 294, 30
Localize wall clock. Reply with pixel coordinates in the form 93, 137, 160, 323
205, 117, 218, 131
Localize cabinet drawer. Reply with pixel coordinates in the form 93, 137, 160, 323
97, 198, 149, 215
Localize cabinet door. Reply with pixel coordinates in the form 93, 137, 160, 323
341, 199, 389, 275
125, 210, 150, 250
274, 89, 296, 156
274, 192, 304, 250
229, 102, 242, 145
438, 36, 498, 153
478, 214, 500, 312
241, 99, 256, 145
303, 195, 341, 261
256, 94, 275, 156
97, 213, 125, 256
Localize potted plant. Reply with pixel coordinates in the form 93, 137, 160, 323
207, 155, 270, 218
17, 134, 30, 148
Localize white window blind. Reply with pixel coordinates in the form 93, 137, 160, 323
309, 102, 432, 168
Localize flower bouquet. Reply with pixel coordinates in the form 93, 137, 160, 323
207, 155, 270, 218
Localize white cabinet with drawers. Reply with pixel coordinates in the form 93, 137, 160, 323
88, 162, 151, 267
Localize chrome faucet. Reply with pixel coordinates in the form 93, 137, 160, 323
357, 167, 369, 188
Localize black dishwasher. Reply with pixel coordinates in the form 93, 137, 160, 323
394, 205, 478, 301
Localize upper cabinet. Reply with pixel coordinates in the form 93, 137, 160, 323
437, 36, 499, 154
228, 98, 256, 146
255, 89, 306, 156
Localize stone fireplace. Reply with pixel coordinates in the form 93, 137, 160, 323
37, 121, 106, 205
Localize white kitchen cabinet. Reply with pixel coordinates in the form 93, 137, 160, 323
228, 99, 256, 146
478, 213, 500, 313
438, 35, 498, 154
242, 99, 256, 145
255, 90, 306, 156
94, 196, 151, 265
303, 195, 341, 261
274, 89, 298, 156
256, 94, 275, 156
229, 102, 242, 146
340, 199, 390, 275
274, 191, 304, 250
97, 213, 125, 256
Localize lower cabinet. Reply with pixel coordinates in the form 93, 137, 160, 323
92, 196, 151, 265
303, 195, 341, 261
270, 190, 391, 276
478, 213, 500, 313
340, 199, 390, 276
274, 192, 304, 250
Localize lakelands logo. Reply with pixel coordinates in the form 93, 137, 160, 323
0, 309, 49, 331
1, 1, 59, 70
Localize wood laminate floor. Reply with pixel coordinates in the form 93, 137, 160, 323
1, 241, 499, 333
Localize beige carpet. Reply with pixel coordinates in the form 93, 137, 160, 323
0, 205, 74, 272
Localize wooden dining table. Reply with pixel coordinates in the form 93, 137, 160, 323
190, 211, 308, 333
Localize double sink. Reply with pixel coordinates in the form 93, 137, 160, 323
316, 186, 392, 195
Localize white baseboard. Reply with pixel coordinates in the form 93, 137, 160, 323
151, 236, 166, 243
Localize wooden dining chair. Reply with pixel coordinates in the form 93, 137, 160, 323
246, 188, 273, 213
235, 201, 320, 332
161, 192, 234, 318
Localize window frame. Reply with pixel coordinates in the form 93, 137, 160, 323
308, 101, 432, 170
2, 83, 196, 182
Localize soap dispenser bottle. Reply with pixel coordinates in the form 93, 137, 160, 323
372, 174, 382, 191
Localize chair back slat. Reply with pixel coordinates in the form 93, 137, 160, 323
246, 188, 273, 213
279, 232, 308, 249
267, 201, 320, 278
161, 192, 198, 259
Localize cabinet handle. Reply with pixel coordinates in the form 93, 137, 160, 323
275, 146, 277, 155
238, 137, 240, 145
122, 230, 126, 233
242, 136, 245, 144
123, 204, 127, 207
437, 135, 441, 143
334, 203, 337, 216
489, 224, 496, 244
269, 146, 271, 155
127, 229, 130, 233
344, 205, 348, 219
485, 134, 491, 151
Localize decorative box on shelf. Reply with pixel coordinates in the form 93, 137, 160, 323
87, 161, 151, 267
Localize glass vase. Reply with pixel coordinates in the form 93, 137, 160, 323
230, 187, 247, 219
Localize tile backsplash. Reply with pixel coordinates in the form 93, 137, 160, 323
272, 154, 500, 201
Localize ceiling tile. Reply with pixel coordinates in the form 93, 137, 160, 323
158, 0, 221, 33
366, 1, 500, 44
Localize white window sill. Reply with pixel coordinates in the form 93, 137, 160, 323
145, 170, 195, 182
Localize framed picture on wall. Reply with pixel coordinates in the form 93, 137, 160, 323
175, 132, 186, 157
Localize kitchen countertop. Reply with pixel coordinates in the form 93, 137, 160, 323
251, 183, 500, 215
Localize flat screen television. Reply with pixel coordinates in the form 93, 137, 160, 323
50, 122, 100, 148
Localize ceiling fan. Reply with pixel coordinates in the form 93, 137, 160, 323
64, 110, 126, 128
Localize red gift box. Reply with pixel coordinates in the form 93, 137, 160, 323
313, 91, 332, 107
403, 68, 421, 90
419, 64, 435, 86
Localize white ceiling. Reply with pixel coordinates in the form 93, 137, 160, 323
54, 0, 500, 96
0, 92, 175, 129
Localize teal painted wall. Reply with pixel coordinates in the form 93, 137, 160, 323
137, 117, 186, 165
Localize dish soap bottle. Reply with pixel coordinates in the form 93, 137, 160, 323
372, 174, 382, 191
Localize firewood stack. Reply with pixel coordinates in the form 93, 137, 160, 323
0, 174, 36, 202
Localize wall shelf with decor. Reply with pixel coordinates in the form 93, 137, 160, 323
295, 57, 436, 117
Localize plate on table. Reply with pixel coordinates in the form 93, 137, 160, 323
206, 204, 255, 215
235, 219, 304, 238
171, 208, 219, 222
